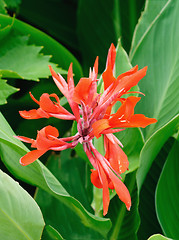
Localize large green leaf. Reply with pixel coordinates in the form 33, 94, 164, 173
0, 14, 83, 80
137, 114, 179, 191
137, 138, 174, 239
35, 151, 106, 239
155, 136, 179, 239
147, 234, 172, 240
0, 112, 111, 237
0, 169, 44, 240
129, 0, 179, 190
130, 0, 179, 138
0, 78, 18, 104
0, 34, 66, 80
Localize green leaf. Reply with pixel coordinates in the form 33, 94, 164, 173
42, 225, 64, 240
137, 138, 174, 239
108, 171, 139, 240
0, 169, 45, 240
0, 34, 66, 80
0, 112, 111, 237
137, 114, 179, 191
77, 0, 121, 73
115, 39, 132, 75
0, 78, 18, 104
0, 14, 83, 80
130, 0, 179, 139
35, 151, 107, 239
147, 234, 172, 240
155, 136, 179, 239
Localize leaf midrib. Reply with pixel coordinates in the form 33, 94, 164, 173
129, 0, 171, 61
0, 206, 31, 240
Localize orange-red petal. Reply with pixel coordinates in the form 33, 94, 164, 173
20, 149, 47, 166
108, 168, 131, 211
19, 109, 45, 119
73, 78, 92, 104
102, 67, 116, 90
92, 119, 110, 138
106, 43, 116, 71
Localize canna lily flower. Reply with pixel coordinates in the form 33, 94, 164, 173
16, 44, 157, 215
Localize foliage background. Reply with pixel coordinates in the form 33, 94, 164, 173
0, 0, 178, 239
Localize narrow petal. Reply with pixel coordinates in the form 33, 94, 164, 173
102, 67, 116, 90
108, 169, 131, 211
19, 109, 44, 119
14, 136, 34, 144
98, 164, 110, 216
29, 92, 40, 105
115, 66, 147, 97
116, 65, 138, 81
49, 65, 68, 97
20, 149, 46, 166
67, 63, 75, 91
106, 43, 116, 71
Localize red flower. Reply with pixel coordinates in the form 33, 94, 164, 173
15, 126, 72, 166
16, 44, 157, 215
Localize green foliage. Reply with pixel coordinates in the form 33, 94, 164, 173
156, 136, 179, 239
0, 0, 178, 239
0, 113, 111, 238
0, 169, 45, 240
147, 234, 172, 240
35, 151, 108, 239
0, 78, 18, 104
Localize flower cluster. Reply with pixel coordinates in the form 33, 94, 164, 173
16, 44, 157, 215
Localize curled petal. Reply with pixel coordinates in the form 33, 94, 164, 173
40, 93, 60, 113
44, 125, 59, 138
91, 169, 103, 188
